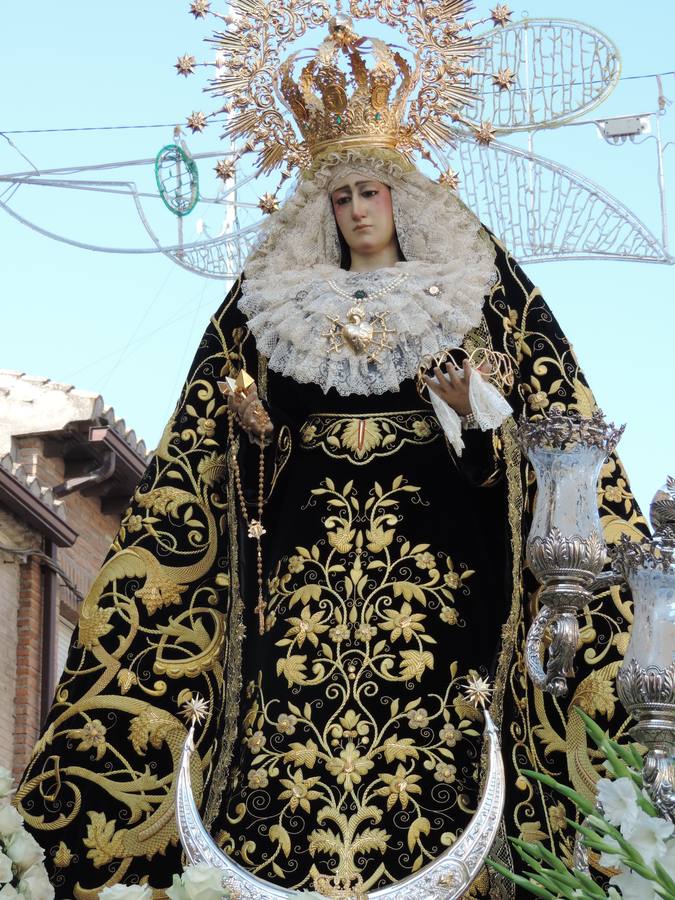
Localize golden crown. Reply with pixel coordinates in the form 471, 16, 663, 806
278, 16, 417, 158
177, 1, 515, 211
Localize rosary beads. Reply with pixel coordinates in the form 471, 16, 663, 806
219, 372, 271, 636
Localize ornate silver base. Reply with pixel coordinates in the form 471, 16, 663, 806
526, 605, 580, 697
525, 529, 605, 696
617, 659, 675, 823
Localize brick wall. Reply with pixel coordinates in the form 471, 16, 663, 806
0, 508, 42, 770
13, 555, 44, 780
3, 440, 125, 778
0, 511, 35, 774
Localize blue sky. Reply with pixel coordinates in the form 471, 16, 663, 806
1, 1, 674, 515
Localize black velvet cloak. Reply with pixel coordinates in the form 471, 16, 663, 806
17, 235, 648, 898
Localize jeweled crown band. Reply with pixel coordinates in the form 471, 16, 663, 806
308, 134, 402, 157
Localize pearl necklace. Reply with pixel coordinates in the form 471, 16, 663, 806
326, 271, 409, 303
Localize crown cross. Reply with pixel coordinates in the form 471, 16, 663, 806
279, 17, 417, 159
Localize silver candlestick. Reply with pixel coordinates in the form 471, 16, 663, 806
614, 478, 675, 822
518, 411, 624, 696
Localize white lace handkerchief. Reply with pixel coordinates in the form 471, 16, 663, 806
430, 369, 512, 457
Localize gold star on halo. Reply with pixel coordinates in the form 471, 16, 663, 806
214, 159, 236, 182
180, 694, 210, 725
474, 120, 497, 146
438, 167, 460, 191
258, 193, 280, 215
464, 674, 493, 709
490, 4, 513, 26
175, 54, 196, 77
492, 67, 516, 91
189, 0, 211, 18
186, 111, 208, 133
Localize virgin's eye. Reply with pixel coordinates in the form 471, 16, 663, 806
361, 190, 378, 198
334, 196, 351, 206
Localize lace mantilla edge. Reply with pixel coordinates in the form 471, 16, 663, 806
239, 153, 497, 396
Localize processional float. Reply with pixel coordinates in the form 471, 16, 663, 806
166, 2, 675, 898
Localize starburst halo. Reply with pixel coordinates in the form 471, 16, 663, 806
177, 1, 515, 206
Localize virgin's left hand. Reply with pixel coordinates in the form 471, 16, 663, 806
424, 359, 474, 417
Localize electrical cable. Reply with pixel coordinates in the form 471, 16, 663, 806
1, 70, 673, 135
97, 266, 176, 391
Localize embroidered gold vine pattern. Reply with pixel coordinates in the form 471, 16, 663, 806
221, 477, 484, 890
300, 411, 441, 465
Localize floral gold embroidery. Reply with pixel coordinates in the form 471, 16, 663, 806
223, 477, 480, 888
300, 411, 440, 464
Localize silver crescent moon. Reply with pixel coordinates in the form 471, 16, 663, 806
175, 710, 506, 899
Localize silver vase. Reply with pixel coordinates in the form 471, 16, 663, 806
614, 478, 675, 822
518, 411, 624, 696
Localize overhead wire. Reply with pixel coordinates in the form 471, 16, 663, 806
1, 70, 674, 136
97, 265, 176, 391
65, 287, 223, 379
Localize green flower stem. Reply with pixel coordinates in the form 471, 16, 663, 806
519, 768, 596, 817
512, 844, 570, 891
655, 861, 675, 896
574, 709, 633, 775
511, 837, 578, 882
626, 742, 646, 772
510, 839, 599, 897
574, 709, 655, 807
563, 818, 623, 856
512, 838, 606, 898
486, 858, 557, 899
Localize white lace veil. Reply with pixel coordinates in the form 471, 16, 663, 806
239, 148, 498, 396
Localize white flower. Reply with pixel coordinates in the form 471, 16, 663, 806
598, 835, 624, 870
0, 773, 12, 800
0, 805, 25, 838
610, 869, 660, 900
5, 831, 44, 873
623, 807, 674, 866
18, 863, 54, 900
0, 886, 19, 899
99, 885, 152, 899
660, 836, 675, 878
180, 863, 226, 900
597, 777, 640, 833
166, 876, 189, 900
0, 851, 12, 884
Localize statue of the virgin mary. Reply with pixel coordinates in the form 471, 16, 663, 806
17, 8, 648, 898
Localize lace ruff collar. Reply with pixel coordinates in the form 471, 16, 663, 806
240, 255, 497, 396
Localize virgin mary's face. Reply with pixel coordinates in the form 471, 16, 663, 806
330, 175, 397, 259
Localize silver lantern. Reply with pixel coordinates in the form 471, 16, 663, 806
614, 478, 675, 822
518, 411, 624, 696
